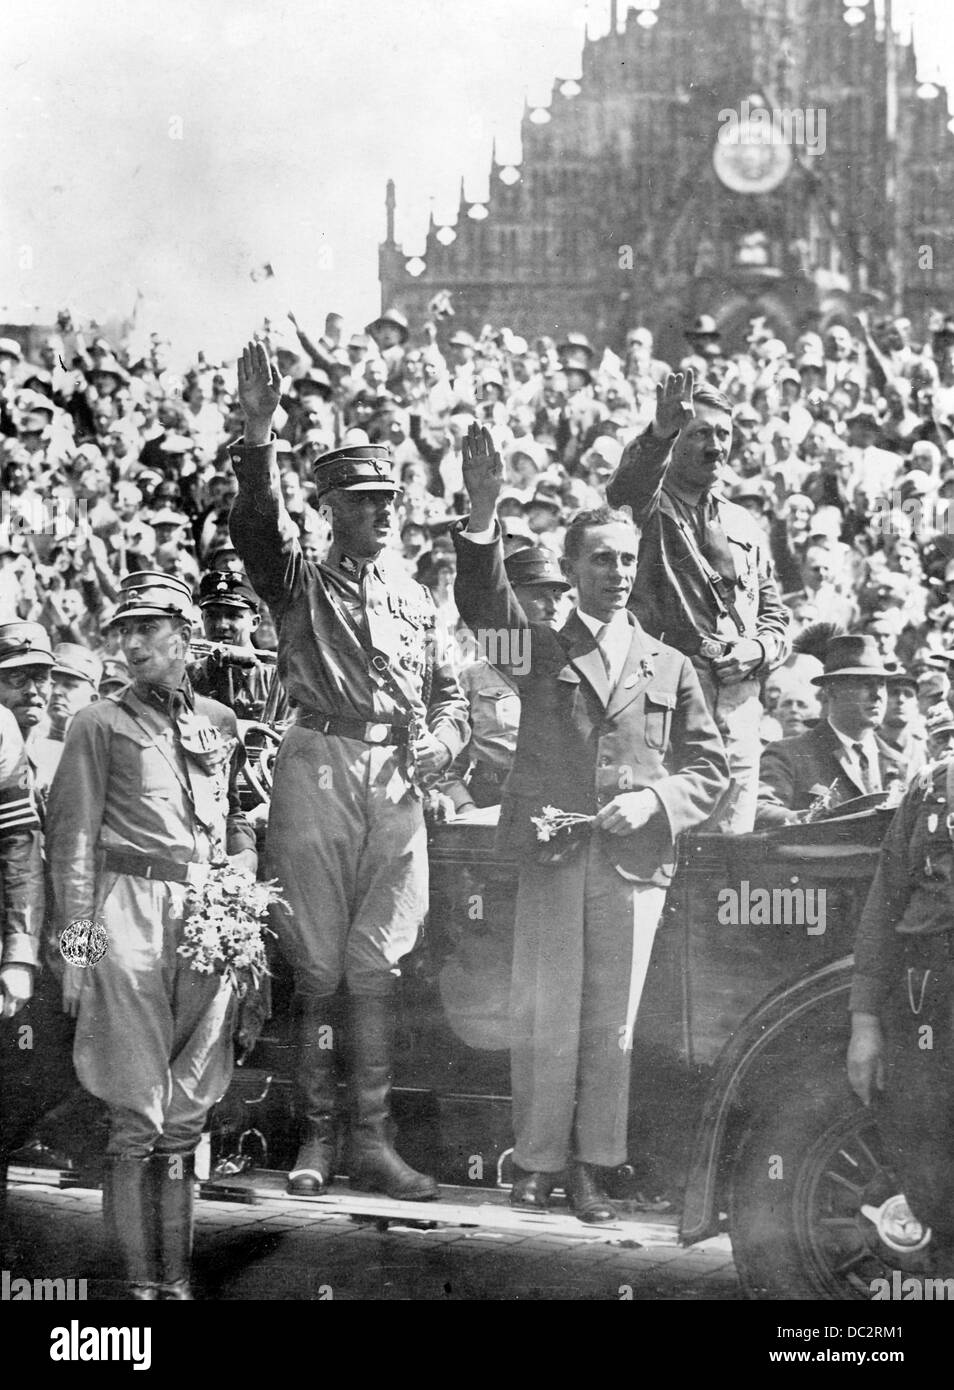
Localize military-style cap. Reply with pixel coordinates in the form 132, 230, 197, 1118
312, 443, 400, 500
103, 571, 194, 627
0, 622, 54, 670
504, 546, 570, 591
198, 569, 259, 612
52, 643, 103, 686
100, 656, 130, 693
0, 338, 23, 361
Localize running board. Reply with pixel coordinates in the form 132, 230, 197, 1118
199, 1168, 682, 1245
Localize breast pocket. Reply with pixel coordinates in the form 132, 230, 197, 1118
643, 689, 676, 752
115, 728, 176, 798
475, 687, 521, 735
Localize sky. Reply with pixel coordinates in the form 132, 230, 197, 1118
0, 0, 949, 362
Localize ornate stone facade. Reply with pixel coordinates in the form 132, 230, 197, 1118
379, 0, 954, 361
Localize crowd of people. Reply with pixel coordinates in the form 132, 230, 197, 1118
3, 303, 954, 793
5, 296, 954, 1288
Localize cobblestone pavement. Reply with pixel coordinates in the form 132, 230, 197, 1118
5, 1178, 743, 1301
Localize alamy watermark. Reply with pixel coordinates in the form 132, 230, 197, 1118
717, 879, 827, 935
717, 99, 827, 155
0, 493, 88, 537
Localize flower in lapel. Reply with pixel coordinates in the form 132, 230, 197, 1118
638, 656, 655, 683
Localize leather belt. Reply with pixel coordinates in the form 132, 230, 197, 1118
103, 847, 193, 883
296, 710, 410, 746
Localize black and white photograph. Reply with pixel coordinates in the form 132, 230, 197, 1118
1, 0, 953, 1339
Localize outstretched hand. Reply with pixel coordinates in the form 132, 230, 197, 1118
461, 423, 503, 531
237, 340, 282, 445
654, 368, 695, 440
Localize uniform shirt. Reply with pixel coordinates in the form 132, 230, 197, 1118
45, 684, 254, 935
455, 660, 520, 772
606, 426, 790, 666
0, 704, 45, 969
228, 441, 469, 758
851, 758, 954, 1014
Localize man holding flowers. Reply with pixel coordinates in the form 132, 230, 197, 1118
46, 570, 257, 1300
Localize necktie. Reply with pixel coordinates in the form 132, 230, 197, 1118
853, 742, 880, 795
595, 623, 614, 684
698, 495, 737, 586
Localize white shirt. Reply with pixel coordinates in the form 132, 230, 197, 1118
575, 608, 631, 688
464, 524, 631, 684
827, 720, 882, 793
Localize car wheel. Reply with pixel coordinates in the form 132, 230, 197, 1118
729, 1084, 916, 1300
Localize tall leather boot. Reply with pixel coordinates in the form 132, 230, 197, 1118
287, 994, 339, 1195
103, 1157, 160, 1300
346, 992, 438, 1201
153, 1153, 195, 1301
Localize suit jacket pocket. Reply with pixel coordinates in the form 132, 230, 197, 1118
643, 688, 676, 752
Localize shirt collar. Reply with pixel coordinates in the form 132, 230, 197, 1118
576, 608, 630, 639
827, 719, 878, 757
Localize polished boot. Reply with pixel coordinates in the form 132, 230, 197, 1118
565, 1162, 617, 1224
346, 992, 438, 1201
153, 1153, 195, 1300
287, 994, 339, 1195
510, 1167, 560, 1212
103, 1157, 160, 1299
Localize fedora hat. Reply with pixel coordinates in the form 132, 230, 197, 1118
811, 634, 898, 685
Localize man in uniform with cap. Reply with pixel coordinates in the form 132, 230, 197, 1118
189, 570, 272, 722
26, 642, 102, 811
0, 696, 47, 1259
607, 369, 790, 833
756, 634, 909, 827
847, 719, 954, 1274
0, 623, 56, 822
229, 341, 469, 1201
443, 546, 570, 812
46, 571, 256, 1298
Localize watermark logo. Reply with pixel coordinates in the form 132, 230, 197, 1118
717, 879, 827, 935
870, 1272, 954, 1300
50, 1321, 151, 1370
59, 919, 108, 968
0, 493, 88, 538
717, 99, 827, 155
2, 1269, 87, 1301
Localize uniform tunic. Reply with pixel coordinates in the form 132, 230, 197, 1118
851, 758, 954, 1240
45, 685, 255, 1157
607, 427, 790, 832
0, 706, 57, 1165
229, 441, 469, 997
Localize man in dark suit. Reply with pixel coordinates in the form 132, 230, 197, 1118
453, 424, 728, 1223
756, 634, 909, 827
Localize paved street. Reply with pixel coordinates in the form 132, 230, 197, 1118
5, 1175, 742, 1302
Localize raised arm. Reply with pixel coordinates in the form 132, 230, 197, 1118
453, 424, 530, 643
228, 339, 305, 611
605, 368, 695, 522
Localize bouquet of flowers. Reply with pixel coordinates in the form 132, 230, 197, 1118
530, 805, 595, 865
177, 862, 285, 998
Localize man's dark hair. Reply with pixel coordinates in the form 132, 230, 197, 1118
563, 505, 636, 566
691, 384, 733, 414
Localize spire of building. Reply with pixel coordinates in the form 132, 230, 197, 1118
385, 178, 396, 247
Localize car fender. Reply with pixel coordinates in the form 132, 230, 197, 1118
679, 954, 854, 1245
